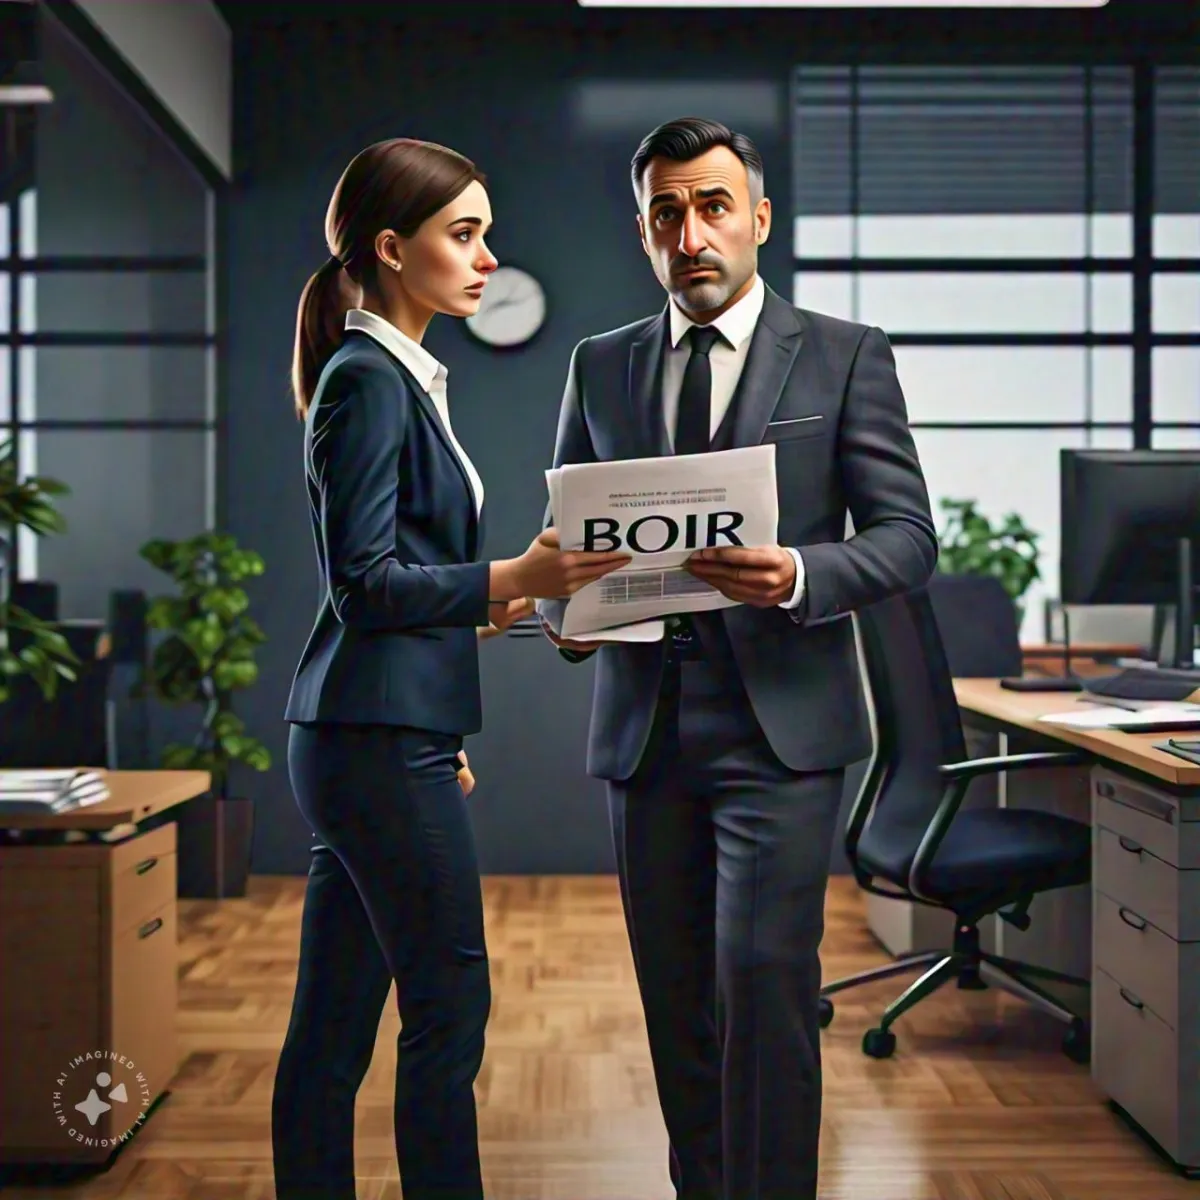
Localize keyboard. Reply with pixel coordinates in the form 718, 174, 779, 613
1082, 666, 1200, 702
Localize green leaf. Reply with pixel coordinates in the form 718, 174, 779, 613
161, 743, 201, 770
936, 495, 1042, 605
213, 660, 257, 690
211, 710, 245, 738
133, 531, 270, 775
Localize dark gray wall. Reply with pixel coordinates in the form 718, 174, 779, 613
222, 1, 1198, 875
225, 11, 801, 876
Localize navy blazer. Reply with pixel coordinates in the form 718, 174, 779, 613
284, 332, 491, 734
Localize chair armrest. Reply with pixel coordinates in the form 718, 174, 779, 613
939, 750, 1086, 783
909, 750, 1086, 903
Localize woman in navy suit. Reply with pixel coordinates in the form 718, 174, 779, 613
271, 138, 628, 1200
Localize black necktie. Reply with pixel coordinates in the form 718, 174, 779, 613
674, 324, 722, 456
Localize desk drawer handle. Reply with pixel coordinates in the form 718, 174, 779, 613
137, 917, 163, 940
1118, 907, 1147, 931
135, 856, 158, 875
1118, 987, 1144, 1010
1097, 781, 1116, 798
1117, 835, 1143, 855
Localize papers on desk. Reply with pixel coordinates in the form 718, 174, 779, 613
1039, 703, 1200, 732
538, 444, 779, 641
0, 769, 109, 816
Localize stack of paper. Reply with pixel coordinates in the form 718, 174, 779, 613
538, 444, 779, 642
1039, 704, 1200, 732
0, 769, 109, 816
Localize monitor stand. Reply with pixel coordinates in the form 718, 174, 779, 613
1081, 538, 1198, 703
1000, 606, 1083, 693
1172, 536, 1196, 671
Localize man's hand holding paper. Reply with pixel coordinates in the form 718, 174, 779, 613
684, 543, 798, 607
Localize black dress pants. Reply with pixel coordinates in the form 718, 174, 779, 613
607, 650, 844, 1200
272, 722, 490, 1200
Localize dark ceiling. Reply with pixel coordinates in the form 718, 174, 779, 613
210, 0, 1198, 57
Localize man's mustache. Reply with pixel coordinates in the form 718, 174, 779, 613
671, 253, 724, 275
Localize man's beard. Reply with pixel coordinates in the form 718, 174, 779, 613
668, 252, 754, 315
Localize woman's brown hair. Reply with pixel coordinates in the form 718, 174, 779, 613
291, 138, 486, 419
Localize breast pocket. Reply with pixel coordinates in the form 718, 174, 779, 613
762, 414, 826, 444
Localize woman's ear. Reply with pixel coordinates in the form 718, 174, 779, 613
374, 229, 403, 272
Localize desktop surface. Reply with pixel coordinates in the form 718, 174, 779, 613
953, 677, 1200, 788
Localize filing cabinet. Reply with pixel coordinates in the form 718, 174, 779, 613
1090, 766, 1200, 1175
0, 821, 180, 1163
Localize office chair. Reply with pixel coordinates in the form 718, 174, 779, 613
819, 586, 1093, 1063
927, 572, 1023, 678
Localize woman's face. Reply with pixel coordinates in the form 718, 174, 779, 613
394, 180, 498, 318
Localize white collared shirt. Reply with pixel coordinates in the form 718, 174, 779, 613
344, 309, 485, 516
662, 274, 805, 610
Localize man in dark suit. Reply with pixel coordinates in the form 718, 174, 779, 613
541, 117, 938, 1199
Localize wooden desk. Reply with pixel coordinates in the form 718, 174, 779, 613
953, 677, 1200, 787
950, 682, 1199, 1176
0, 770, 210, 1166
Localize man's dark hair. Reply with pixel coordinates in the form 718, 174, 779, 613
630, 116, 765, 203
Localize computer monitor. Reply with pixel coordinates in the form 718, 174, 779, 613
1060, 449, 1200, 670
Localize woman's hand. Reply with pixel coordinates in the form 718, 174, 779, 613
457, 750, 475, 797
478, 596, 536, 639
490, 528, 629, 601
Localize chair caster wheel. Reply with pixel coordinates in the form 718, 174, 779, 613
1062, 1019, 1090, 1065
818, 997, 834, 1028
862, 1027, 896, 1059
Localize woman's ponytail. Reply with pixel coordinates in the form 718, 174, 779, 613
291, 255, 358, 420
292, 138, 486, 419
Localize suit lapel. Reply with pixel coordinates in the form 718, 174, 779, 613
358, 336, 482, 558
403, 384, 469, 497
627, 311, 671, 457
730, 286, 805, 449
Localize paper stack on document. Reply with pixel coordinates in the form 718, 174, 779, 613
538, 444, 778, 641
0, 769, 109, 816
1038, 703, 1200, 732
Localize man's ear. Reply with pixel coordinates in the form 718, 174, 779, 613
754, 197, 772, 246
636, 212, 651, 257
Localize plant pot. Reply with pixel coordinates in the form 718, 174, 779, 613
176, 793, 254, 899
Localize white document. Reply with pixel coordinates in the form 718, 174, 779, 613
540, 444, 778, 640
1039, 704, 1200, 731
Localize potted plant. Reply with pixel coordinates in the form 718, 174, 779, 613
0, 436, 78, 706
936, 497, 1042, 625
139, 531, 270, 898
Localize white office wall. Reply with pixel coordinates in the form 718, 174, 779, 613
70, 0, 231, 179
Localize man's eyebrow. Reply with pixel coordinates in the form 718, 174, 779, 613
648, 185, 735, 208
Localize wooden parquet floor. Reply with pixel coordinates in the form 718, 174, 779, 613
7, 875, 1196, 1199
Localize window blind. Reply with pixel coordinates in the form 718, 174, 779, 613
792, 66, 1133, 217
1154, 67, 1199, 215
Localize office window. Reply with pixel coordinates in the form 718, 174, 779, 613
1154, 68, 1200, 259
793, 65, 1198, 638
796, 273, 1132, 335
1152, 348, 1200, 425
1151, 275, 1199, 335
1152, 68, 1200, 446
3, 9, 219, 617
890, 347, 1131, 426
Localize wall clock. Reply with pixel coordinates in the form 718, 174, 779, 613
466, 265, 547, 349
